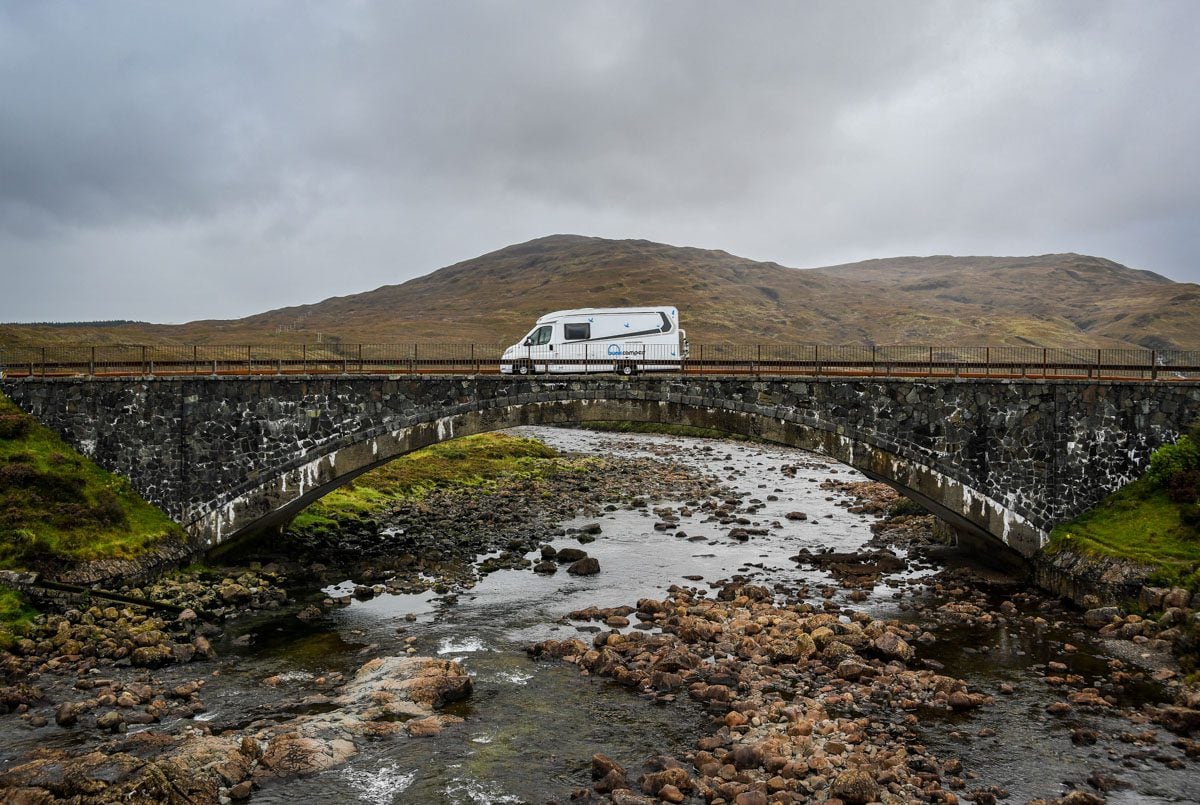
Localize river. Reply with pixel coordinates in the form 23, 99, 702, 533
4, 426, 1196, 803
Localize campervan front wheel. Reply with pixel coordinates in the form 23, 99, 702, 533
515, 360, 533, 376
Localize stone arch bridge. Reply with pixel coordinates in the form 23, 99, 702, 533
3, 376, 1198, 562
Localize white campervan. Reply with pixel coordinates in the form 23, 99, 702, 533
500, 306, 688, 375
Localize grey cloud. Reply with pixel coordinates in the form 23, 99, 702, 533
1, 0, 1198, 322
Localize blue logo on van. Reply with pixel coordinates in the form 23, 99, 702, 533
607, 345, 622, 356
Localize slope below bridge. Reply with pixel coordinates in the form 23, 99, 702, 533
3, 375, 1198, 563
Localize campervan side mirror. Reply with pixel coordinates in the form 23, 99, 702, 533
523, 337, 533, 346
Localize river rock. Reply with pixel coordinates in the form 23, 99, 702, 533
257, 734, 357, 777
831, 768, 881, 804
533, 561, 558, 575
0, 749, 219, 804
96, 710, 125, 733
639, 767, 691, 795
358, 656, 473, 709
592, 753, 626, 780
556, 548, 588, 563
219, 583, 253, 605
229, 780, 254, 800
611, 791, 655, 805
1083, 607, 1122, 628
405, 713, 465, 736
54, 701, 84, 727
1153, 705, 1200, 735
873, 631, 914, 662
131, 644, 174, 668
658, 783, 686, 803
568, 557, 601, 576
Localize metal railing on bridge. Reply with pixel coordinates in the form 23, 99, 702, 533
1, 343, 1198, 381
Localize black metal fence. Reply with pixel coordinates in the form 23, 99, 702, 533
1, 343, 1198, 381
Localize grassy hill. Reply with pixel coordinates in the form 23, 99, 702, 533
0, 392, 182, 571
3, 235, 1199, 350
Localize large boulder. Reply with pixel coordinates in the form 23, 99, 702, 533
257, 734, 357, 777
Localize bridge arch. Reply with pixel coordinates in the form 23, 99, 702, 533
6, 375, 1195, 565
195, 396, 1042, 561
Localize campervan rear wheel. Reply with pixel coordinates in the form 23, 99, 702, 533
619, 362, 637, 376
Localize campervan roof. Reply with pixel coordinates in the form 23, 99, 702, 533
534, 307, 675, 323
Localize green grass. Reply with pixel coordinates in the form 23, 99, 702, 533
0, 587, 35, 650
1047, 476, 1200, 589
0, 392, 182, 568
288, 432, 567, 532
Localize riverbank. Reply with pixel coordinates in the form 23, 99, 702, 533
0, 392, 182, 577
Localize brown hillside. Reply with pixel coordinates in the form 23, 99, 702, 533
3, 235, 1198, 350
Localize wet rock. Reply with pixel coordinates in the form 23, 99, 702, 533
296, 604, 323, 622
733, 792, 768, 805
96, 710, 125, 733
568, 557, 601, 576
1056, 791, 1106, 805
257, 734, 357, 777
193, 635, 216, 659
610, 791, 654, 805
219, 583, 253, 605
405, 713, 464, 736
533, 561, 558, 575
873, 631, 915, 662
592, 752, 626, 780
1083, 607, 1122, 628
728, 744, 763, 770
556, 548, 588, 563
131, 644, 174, 668
54, 701, 84, 727
229, 780, 254, 800
658, 783, 685, 803
831, 768, 881, 804
1087, 769, 1127, 792
1153, 705, 1200, 735
639, 767, 691, 796
785, 511, 807, 520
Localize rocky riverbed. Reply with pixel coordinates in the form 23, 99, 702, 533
1, 426, 1198, 804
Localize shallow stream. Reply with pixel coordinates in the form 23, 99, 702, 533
6, 426, 1197, 803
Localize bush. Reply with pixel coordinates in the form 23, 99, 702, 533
1182, 503, 1200, 531
1169, 469, 1200, 504
1148, 435, 1200, 487
90, 489, 127, 526
0, 414, 31, 440
30, 471, 87, 503
0, 462, 39, 487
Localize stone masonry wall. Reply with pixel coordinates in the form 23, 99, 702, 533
3, 375, 1198, 555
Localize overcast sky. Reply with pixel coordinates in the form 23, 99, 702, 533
1, 1, 1197, 323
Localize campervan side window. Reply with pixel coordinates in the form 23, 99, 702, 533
563, 323, 590, 341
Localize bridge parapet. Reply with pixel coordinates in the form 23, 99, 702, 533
3, 375, 1197, 560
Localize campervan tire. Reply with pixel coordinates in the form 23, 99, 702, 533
618, 362, 637, 376
516, 361, 533, 376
